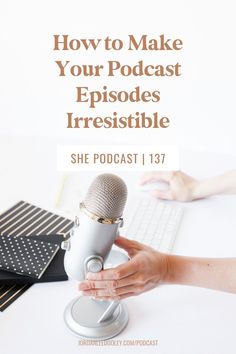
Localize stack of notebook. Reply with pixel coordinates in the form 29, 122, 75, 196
0, 201, 74, 311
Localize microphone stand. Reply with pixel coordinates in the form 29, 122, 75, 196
63, 248, 129, 340
97, 300, 120, 323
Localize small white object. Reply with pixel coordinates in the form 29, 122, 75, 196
136, 181, 169, 192
61, 240, 71, 251
86, 258, 103, 273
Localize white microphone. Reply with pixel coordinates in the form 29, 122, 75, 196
62, 173, 129, 340
62, 173, 128, 281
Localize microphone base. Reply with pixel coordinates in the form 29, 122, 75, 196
64, 295, 129, 340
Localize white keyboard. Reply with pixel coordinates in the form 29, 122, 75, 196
123, 196, 184, 253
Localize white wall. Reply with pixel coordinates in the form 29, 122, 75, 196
0, 0, 235, 155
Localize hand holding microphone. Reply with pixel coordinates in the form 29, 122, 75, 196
79, 236, 168, 300
63, 171, 236, 341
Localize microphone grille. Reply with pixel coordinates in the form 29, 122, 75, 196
83, 173, 127, 219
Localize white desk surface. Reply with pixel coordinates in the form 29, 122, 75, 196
0, 136, 236, 354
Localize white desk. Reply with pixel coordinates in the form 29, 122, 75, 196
0, 136, 236, 354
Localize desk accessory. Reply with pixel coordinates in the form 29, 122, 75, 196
0, 201, 73, 311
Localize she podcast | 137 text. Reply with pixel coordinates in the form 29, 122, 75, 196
70, 152, 165, 166
57, 146, 179, 171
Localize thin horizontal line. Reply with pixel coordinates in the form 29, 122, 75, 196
46, 218, 70, 235
37, 215, 62, 235
0, 204, 34, 230
25, 213, 56, 236
0, 285, 16, 300
0, 285, 29, 310
16, 210, 49, 236
0, 201, 26, 222
57, 221, 74, 234
5, 208, 44, 236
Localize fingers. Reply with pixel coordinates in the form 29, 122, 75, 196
139, 171, 173, 185
81, 284, 142, 299
79, 272, 140, 292
79, 280, 114, 290
86, 256, 138, 281
151, 189, 173, 200
114, 236, 143, 256
86, 292, 136, 301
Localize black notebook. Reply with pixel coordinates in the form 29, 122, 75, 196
0, 235, 59, 279
0, 200, 73, 238
0, 201, 74, 311
0, 234, 68, 284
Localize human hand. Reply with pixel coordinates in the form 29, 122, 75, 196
140, 171, 198, 202
78, 236, 168, 300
